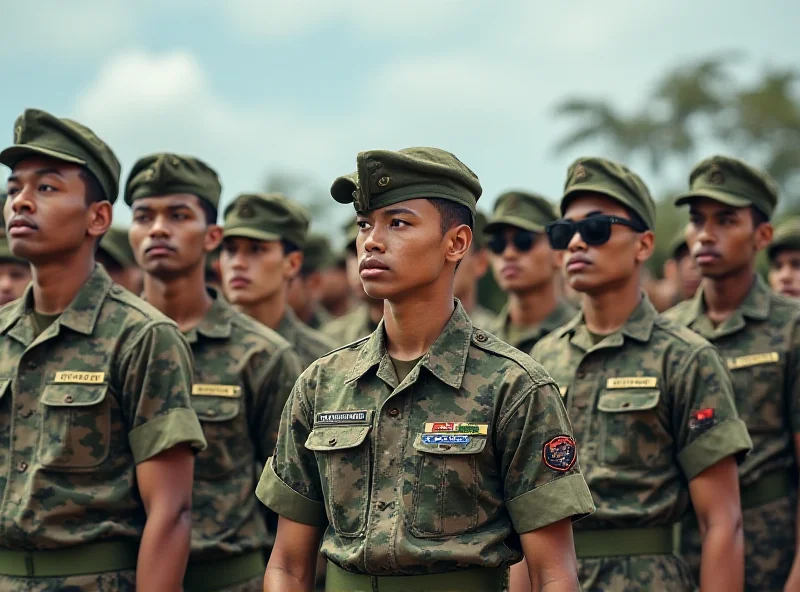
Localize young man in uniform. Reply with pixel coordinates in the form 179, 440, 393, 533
259, 147, 595, 592
666, 155, 800, 591
0, 233, 30, 305
126, 154, 302, 592
96, 226, 143, 294
528, 157, 752, 592
318, 248, 352, 319
220, 192, 336, 369
287, 233, 335, 330
767, 218, 800, 299
667, 232, 702, 304
485, 191, 576, 352
454, 210, 494, 327
0, 109, 206, 591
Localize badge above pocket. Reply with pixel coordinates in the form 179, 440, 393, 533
412, 432, 487, 455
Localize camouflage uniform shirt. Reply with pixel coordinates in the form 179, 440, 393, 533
257, 302, 594, 576
277, 307, 337, 370
183, 292, 302, 560
487, 299, 576, 353
0, 265, 206, 550
322, 303, 380, 347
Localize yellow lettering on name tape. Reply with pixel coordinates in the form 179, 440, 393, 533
606, 377, 658, 389
53, 371, 105, 384
727, 352, 779, 370
192, 384, 241, 397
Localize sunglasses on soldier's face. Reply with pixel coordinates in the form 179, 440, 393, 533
487, 231, 538, 254
545, 215, 647, 250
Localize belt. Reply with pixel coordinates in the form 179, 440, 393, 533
740, 470, 794, 510
325, 561, 508, 592
0, 539, 138, 577
574, 526, 674, 558
184, 550, 265, 592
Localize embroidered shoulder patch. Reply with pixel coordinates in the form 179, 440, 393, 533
689, 408, 716, 432
542, 435, 577, 472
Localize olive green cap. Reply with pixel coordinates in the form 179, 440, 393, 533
675, 155, 778, 218
668, 231, 689, 260
768, 218, 800, 260
0, 235, 26, 265
0, 108, 121, 203
330, 147, 482, 215
472, 210, 488, 249
303, 233, 336, 272
125, 153, 222, 212
485, 191, 557, 234
98, 227, 136, 268
223, 192, 310, 249
561, 157, 656, 230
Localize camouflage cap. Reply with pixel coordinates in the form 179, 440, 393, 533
0, 108, 121, 203
223, 192, 310, 249
125, 153, 222, 212
0, 235, 27, 265
768, 218, 800, 260
98, 227, 136, 268
303, 233, 336, 272
561, 157, 656, 230
485, 191, 557, 234
330, 147, 482, 215
674, 155, 779, 219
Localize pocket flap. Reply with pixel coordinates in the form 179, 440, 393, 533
41, 383, 108, 407
190, 395, 240, 422
413, 433, 487, 455
305, 426, 370, 451
597, 389, 660, 413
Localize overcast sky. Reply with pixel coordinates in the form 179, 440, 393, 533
3, 0, 799, 233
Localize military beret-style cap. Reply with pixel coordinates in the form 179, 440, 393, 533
561, 157, 656, 230
223, 192, 310, 249
0, 108, 121, 203
485, 191, 557, 234
125, 153, 222, 211
303, 233, 336, 272
768, 218, 800, 260
330, 147, 482, 215
98, 227, 136, 268
674, 155, 779, 219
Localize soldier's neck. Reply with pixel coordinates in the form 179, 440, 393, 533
31, 255, 95, 314
509, 280, 557, 327
238, 290, 286, 331
581, 279, 642, 335
383, 287, 455, 361
143, 266, 213, 332
701, 264, 757, 325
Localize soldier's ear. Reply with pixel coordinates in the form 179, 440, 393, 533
87, 201, 112, 240
635, 230, 655, 264
204, 224, 223, 252
445, 224, 472, 266
753, 222, 773, 253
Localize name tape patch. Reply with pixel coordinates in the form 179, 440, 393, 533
316, 410, 370, 426
606, 377, 658, 389
424, 422, 488, 435
421, 434, 471, 445
727, 352, 779, 370
53, 371, 105, 384
192, 384, 241, 397
542, 435, 577, 472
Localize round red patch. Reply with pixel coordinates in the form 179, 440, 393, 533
542, 435, 577, 472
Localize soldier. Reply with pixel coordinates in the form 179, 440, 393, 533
485, 191, 576, 352
258, 147, 595, 592
126, 155, 302, 592
767, 217, 800, 299
321, 218, 383, 346
0, 234, 30, 306
0, 109, 206, 591
665, 155, 800, 591
454, 210, 494, 327
219, 192, 336, 369
667, 231, 702, 303
318, 248, 351, 318
96, 226, 143, 294
527, 157, 751, 592
287, 232, 334, 329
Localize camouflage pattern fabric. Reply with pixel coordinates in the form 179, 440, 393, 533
665, 276, 800, 589
487, 299, 576, 353
276, 307, 337, 369
321, 303, 380, 347
0, 569, 136, 591
532, 295, 751, 592
182, 292, 302, 562
0, 266, 206, 579
306, 303, 332, 331
257, 302, 595, 576
577, 555, 695, 592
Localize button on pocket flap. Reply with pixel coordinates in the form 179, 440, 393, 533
190, 395, 240, 423
597, 389, 660, 413
305, 426, 370, 451
412, 433, 487, 455
41, 383, 108, 407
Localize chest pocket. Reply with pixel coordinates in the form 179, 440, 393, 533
39, 383, 110, 471
597, 389, 666, 469
727, 353, 784, 434
406, 433, 487, 538
191, 394, 247, 479
305, 426, 371, 537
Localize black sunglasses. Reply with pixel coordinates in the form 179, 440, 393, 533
487, 231, 538, 254
545, 215, 646, 250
